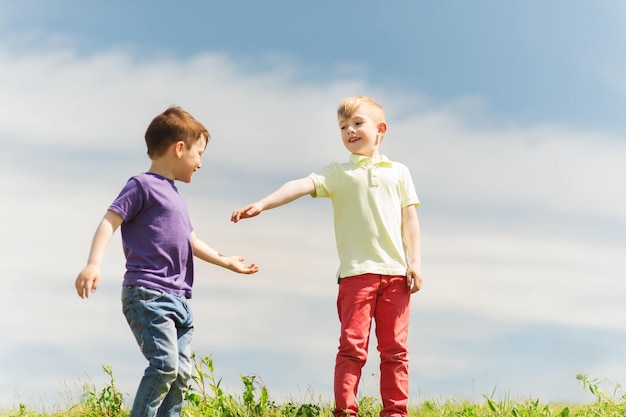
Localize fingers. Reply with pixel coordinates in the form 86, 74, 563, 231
231, 207, 249, 223
75, 276, 87, 298
231, 205, 260, 223
238, 259, 259, 274
407, 274, 422, 294
241, 265, 259, 274
229, 256, 259, 274
75, 274, 98, 298
76, 281, 89, 298
413, 277, 422, 293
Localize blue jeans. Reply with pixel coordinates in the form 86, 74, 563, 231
122, 285, 194, 417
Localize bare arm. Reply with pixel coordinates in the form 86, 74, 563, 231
402, 205, 423, 294
231, 177, 315, 223
75, 210, 124, 298
191, 231, 259, 274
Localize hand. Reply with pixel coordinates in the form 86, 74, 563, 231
406, 263, 422, 294
225, 255, 260, 274
231, 203, 263, 223
75, 264, 101, 298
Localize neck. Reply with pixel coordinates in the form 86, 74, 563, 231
148, 160, 175, 181
355, 150, 381, 161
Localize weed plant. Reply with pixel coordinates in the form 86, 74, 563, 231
2, 355, 625, 417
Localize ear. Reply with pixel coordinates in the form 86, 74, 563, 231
174, 141, 185, 158
377, 122, 387, 135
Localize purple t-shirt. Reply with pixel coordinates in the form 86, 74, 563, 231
109, 172, 194, 298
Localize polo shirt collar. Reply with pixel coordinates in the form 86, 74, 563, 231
350, 153, 392, 167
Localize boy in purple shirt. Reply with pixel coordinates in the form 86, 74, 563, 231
75, 106, 259, 417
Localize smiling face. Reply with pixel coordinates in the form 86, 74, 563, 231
339, 104, 387, 158
174, 134, 207, 183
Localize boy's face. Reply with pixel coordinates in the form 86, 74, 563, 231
339, 105, 386, 158
175, 134, 207, 183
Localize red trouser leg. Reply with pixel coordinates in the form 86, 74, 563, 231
334, 274, 378, 417
334, 274, 411, 417
375, 275, 410, 417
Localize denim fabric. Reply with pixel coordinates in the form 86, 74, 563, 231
122, 285, 194, 417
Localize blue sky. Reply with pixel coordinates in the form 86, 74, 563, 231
4, 1, 626, 131
1, 0, 626, 411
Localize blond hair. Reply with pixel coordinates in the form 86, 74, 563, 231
337, 96, 386, 124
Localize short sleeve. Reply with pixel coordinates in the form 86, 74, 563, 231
398, 164, 420, 208
108, 177, 144, 221
308, 163, 336, 199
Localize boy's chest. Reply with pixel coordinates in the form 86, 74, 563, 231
335, 165, 399, 194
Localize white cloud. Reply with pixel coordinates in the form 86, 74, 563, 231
385, 108, 626, 222
1, 42, 625, 409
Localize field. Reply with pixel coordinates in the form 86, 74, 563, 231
2, 354, 625, 417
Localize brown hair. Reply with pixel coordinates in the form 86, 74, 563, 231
337, 96, 385, 124
145, 106, 210, 159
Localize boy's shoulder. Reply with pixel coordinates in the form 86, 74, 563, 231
118, 172, 177, 198
128, 172, 174, 186
316, 156, 413, 180
350, 154, 410, 169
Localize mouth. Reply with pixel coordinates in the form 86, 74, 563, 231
348, 137, 360, 143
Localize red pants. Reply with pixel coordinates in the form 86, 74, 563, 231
334, 273, 411, 417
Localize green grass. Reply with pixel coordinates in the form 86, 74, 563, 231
2, 354, 625, 417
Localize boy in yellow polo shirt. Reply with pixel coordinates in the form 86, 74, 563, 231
231, 96, 422, 417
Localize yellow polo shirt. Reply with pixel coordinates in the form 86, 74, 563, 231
309, 154, 420, 280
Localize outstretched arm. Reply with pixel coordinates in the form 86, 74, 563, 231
191, 231, 259, 274
402, 205, 423, 294
75, 210, 124, 298
231, 177, 315, 223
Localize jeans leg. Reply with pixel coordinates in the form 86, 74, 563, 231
122, 286, 194, 417
334, 274, 379, 417
157, 298, 194, 417
375, 276, 410, 417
